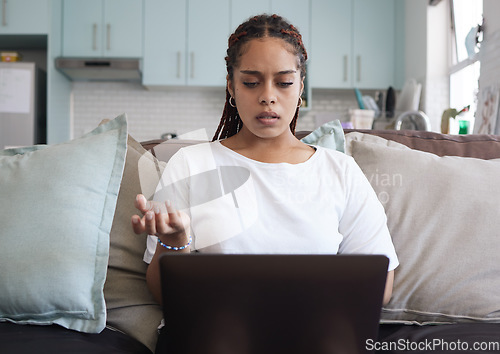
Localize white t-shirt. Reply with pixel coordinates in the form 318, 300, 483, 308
144, 141, 398, 271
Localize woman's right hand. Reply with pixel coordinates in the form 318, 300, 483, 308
131, 194, 191, 245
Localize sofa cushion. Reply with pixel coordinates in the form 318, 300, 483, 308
345, 129, 500, 159
141, 139, 206, 162
348, 135, 500, 324
0, 115, 127, 333
104, 134, 165, 352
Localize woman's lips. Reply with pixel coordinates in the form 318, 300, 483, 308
256, 111, 279, 125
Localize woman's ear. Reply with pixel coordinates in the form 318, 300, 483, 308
300, 77, 305, 97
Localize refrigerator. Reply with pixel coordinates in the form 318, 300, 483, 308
0, 62, 46, 150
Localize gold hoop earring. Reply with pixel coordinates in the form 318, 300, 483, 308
229, 96, 236, 108
297, 97, 303, 108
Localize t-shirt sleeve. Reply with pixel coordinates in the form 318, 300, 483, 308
338, 157, 399, 271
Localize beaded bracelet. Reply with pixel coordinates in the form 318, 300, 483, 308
157, 236, 192, 251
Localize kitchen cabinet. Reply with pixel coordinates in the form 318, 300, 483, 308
310, 0, 400, 89
143, 0, 230, 87
61, 0, 143, 58
0, 0, 48, 34
187, 0, 230, 86
230, 0, 270, 31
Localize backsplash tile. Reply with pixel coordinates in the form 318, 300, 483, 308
72, 82, 368, 141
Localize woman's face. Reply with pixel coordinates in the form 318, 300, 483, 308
228, 37, 304, 141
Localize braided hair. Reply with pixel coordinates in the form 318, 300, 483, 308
212, 14, 308, 141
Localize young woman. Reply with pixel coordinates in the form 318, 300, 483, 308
132, 14, 398, 306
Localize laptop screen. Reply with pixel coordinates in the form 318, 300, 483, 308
158, 254, 388, 354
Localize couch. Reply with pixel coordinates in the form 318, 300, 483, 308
1, 115, 500, 353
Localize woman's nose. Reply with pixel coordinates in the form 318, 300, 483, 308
259, 83, 276, 105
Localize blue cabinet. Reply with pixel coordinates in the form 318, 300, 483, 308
231, 0, 270, 31
0, 0, 48, 34
61, 0, 143, 58
143, 0, 185, 86
352, 0, 396, 89
187, 0, 230, 86
143, 0, 230, 87
310, 0, 401, 89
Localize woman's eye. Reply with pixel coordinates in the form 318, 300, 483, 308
278, 82, 293, 87
243, 82, 258, 88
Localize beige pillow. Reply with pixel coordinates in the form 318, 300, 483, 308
350, 138, 500, 324
345, 131, 409, 154
104, 135, 166, 351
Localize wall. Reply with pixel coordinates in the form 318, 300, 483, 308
423, 0, 451, 131
47, 0, 71, 144
479, 0, 500, 90
71, 83, 363, 142
404, 0, 427, 83
483, 0, 500, 34
401, 0, 451, 132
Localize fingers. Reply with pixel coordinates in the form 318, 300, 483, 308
165, 200, 178, 224
131, 204, 176, 236
134, 194, 148, 212
132, 198, 188, 237
134, 194, 145, 209
131, 214, 145, 235
165, 200, 187, 233
131, 210, 158, 235
135, 194, 164, 214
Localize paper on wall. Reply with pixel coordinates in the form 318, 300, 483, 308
0, 68, 32, 114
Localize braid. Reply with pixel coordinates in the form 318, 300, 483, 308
213, 90, 241, 141
227, 31, 248, 48
212, 14, 308, 142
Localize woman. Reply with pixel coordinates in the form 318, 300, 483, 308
132, 14, 398, 306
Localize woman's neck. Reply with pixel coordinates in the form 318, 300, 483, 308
220, 130, 315, 164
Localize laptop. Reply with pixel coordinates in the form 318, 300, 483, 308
158, 254, 388, 354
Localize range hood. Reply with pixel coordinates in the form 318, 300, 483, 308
55, 57, 141, 81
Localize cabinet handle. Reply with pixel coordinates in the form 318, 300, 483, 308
92, 23, 98, 51
176, 51, 181, 78
2, 0, 7, 27
343, 55, 348, 82
356, 55, 361, 82
106, 24, 111, 51
190, 52, 195, 79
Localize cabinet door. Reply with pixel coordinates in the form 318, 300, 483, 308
353, 0, 395, 89
103, 0, 143, 57
0, 0, 48, 34
310, 0, 352, 88
62, 0, 103, 57
143, 0, 186, 86
62, 0, 142, 58
231, 0, 270, 32
187, 0, 230, 86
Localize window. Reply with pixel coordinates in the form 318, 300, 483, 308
449, 0, 483, 133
